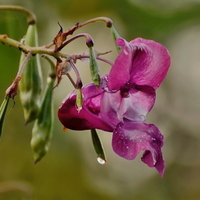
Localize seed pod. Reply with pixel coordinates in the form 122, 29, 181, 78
76, 87, 83, 112
19, 24, 43, 124
91, 129, 106, 164
30, 67, 56, 164
88, 46, 100, 87
110, 25, 122, 53
0, 96, 10, 137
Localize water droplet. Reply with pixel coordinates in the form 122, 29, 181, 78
97, 157, 106, 164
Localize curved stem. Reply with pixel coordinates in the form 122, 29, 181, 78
42, 55, 56, 74
0, 181, 33, 196
79, 17, 113, 28
0, 5, 37, 24
55, 33, 94, 52
68, 59, 82, 88
66, 73, 76, 88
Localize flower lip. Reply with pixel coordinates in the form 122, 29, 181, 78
112, 122, 165, 176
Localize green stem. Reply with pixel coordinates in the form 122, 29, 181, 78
42, 56, 56, 73
79, 17, 113, 28
0, 5, 37, 24
0, 34, 69, 59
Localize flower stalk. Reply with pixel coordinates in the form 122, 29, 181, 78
79, 17, 113, 28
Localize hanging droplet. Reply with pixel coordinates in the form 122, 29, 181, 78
97, 157, 106, 165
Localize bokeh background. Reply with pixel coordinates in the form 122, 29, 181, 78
0, 0, 200, 199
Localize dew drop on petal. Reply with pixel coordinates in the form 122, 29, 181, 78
97, 157, 106, 164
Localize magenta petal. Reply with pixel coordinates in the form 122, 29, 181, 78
129, 38, 171, 89
101, 85, 156, 127
107, 38, 135, 91
58, 83, 112, 131
112, 122, 165, 176
108, 38, 170, 90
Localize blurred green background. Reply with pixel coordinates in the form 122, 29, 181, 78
1, 0, 200, 199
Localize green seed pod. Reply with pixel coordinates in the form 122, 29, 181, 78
0, 96, 10, 137
30, 67, 56, 164
91, 129, 106, 164
76, 87, 83, 112
110, 25, 122, 53
19, 24, 43, 124
88, 46, 100, 87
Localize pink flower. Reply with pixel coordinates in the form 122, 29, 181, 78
58, 38, 171, 176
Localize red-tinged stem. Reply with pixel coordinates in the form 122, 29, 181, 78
68, 59, 83, 88
55, 33, 94, 52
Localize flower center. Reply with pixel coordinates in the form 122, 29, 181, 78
120, 83, 132, 98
